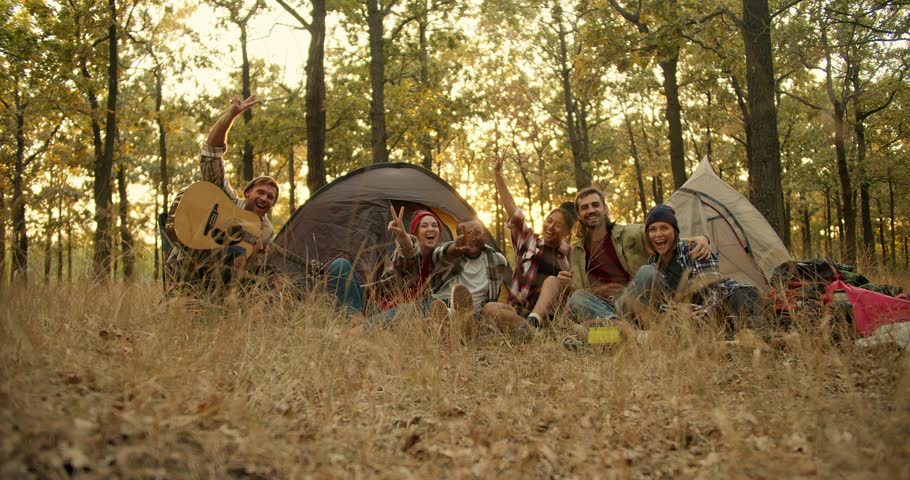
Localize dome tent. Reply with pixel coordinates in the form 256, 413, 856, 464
666, 158, 793, 293
268, 163, 508, 288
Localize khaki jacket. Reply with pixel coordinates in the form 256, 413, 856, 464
569, 223, 648, 291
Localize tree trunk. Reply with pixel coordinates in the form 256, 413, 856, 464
553, 1, 589, 189
305, 0, 328, 192
878, 216, 887, 266
741, 0, 787, 241
849, 65, 875, 262
0, 189, 6, 286
801, 201, 811, 258
418, 9, 434, 170
117, 165, 134, 279
67, 223, 72, 281
240, 24, 254, 181
831, 102, 856, 264
705, 91, 713, 161
288, 144, 296, 211
56, 200, 63, 281
367, 0, 388, 164
651, 176, 664, 205
659, 54, 687, 189
824, 186, 833, 257
889, 174, 896, 268
43, 212, 51, 284
624, 114, 648, 217
92, 0, 118, 279
11, 82, 28, 282
834, 188, 845, 260
155, 66, 168, 210
783, 191, 792, 249
153, 193, 159, 282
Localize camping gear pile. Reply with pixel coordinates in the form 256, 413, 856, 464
769, 258, 910, 337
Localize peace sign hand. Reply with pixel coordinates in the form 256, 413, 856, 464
388, 205, 409, 244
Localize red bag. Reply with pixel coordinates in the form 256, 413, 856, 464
824, 280, 910, 336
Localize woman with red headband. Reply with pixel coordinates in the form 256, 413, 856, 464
340, 206, 446, 335
378, 206, 445, 305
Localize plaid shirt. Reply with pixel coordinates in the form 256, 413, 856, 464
429, 241, 507, 305
165, 145, 274, 286
506, 209, 570, 308
649, 240, 748, 309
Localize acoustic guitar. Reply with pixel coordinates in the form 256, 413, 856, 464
166, 181, 262, 254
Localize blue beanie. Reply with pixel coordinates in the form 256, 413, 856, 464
645, 204, 679, 233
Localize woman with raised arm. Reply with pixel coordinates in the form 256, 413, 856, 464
481, 152, 577, 334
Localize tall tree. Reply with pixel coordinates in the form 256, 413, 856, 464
211, 0, 264, 180
90, 0, 120, 278
367, 0, 397, 164
740, 0, 786, 239
1, 3, 66, 281
275, 0, 328, 192
607, 0, 688, 189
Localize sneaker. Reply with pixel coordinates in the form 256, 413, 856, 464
451, 284, 476, 341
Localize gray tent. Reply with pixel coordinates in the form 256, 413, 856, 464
268, 163, 506, 285
666, 158, 793, 292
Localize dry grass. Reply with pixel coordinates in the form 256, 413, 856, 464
1, 278, 909, 479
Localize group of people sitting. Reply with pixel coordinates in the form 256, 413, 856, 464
165, 96, 770, 341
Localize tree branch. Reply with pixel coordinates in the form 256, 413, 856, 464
274, 0, 311, 30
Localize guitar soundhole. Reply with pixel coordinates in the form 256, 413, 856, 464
210, 227, 242, 246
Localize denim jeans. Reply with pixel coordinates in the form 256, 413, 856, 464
568, 265, 667, 322
625, 264, 667, 307
325, 258, 365, 317
567, 289, 618, 322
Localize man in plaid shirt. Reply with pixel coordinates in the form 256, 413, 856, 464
165, 96, 279, 293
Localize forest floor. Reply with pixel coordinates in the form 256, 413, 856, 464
1, 275, 909, 479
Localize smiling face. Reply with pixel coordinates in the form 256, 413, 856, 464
575, 192, 607, 230
541, 210, 570, 247
415, 216, 441, 254
647, 221, 677, 256
243, 183, 278, 217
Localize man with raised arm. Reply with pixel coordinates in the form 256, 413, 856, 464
165, 95, 280, 292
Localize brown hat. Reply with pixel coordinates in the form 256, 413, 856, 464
243, 176, 279, 198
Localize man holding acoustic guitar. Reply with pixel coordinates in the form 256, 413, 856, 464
165, 95, 279, 293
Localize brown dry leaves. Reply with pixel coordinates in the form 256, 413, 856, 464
0, 282, 909, 479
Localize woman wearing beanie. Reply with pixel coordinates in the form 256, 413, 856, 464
482, 152, 578, 334
630, 204, 768, 335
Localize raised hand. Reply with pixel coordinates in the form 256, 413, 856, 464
387, 204, 409, 244
493, 150, 504, 174
227, 95, 259, 118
